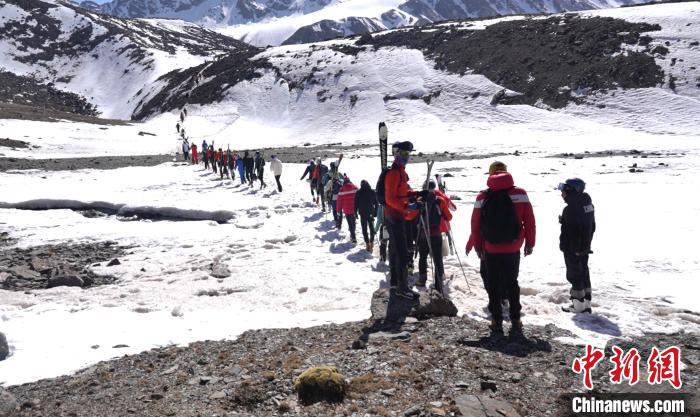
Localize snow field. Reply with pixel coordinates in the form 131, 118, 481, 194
1, 148, 699, 385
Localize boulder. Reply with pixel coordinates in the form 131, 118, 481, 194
106, 258, 121, 267
9, 266, 41, 280
294, 366, 346, 405
455, 394, 521, 417
47, 275, 83, 288
0, 387, 18, 417
210, 262, 231, 279
370, 288, 458, 323
0, 332, 8, 361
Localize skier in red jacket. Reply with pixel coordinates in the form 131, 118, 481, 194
466, 169, 536, 334
191, 143, 198, 165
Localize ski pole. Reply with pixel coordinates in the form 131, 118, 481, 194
448, 230, 472, 293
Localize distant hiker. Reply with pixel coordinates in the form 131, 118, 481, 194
180, 112, 184, 123
300, 159, 316, 199
270, 155, 283, 192
354, 180, 378, 252
236, 153, 246, 185
324, 162, 344, 228
213, 148, 221, 174
219, 148, 228, 179
191, 143, 198, 165
558, 178, 595, 314
205, 147, 212, 170
384, 141, 420, 300
313, 158, 329, 212
228, 150, 236, 181
202, 140, 208, 155
176, 122, 180, 133
243, 151, 255, 186
416, 180, 452, 293
337, 176, 359, 243
254, 151, 266, 189
466, 169, 536, 334
181, 139, 189, 161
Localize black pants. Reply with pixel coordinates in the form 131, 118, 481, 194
379, 224, 388, 262
183, 151, 189, 161
564, 252, 591, 300
345, 213, 356, 241
480, 259, 508, 301
483, 252, 522, 323
418, 234, 444, 291
212, 160, 217, 173
275, 175, 282, 192
331, 200, 343, 228
316, 182, 325, 211
359, 213, 375, 244
229, 164, 236, 180
204, 158, 209, 169
387, 217, 410, 293
246, 169, 254, 185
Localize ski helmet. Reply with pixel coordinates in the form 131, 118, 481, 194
557, 178, 585, 193
427, 179, 437, 190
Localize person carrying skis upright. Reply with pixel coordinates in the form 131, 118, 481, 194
466, 168, 536, 334
191, 142, 198, 165
236, 153, 246, 185
416, 179, 452, 293
254, 151, 267, 189
354, 180, 378, 252
384, 141, 420, 300
270, 155, 283, 192
300, 159, 316, 199
324, 162, 344, 228
558, 178, 595, 314
337, 176, 359, 243
243, 151, 255, 187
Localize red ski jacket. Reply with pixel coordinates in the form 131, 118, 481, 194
337, 182, 358, 215
466, 172, 536, 254
384, 163, 418, 221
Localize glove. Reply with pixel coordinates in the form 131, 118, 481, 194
408, 202, 418, 210
524, 246, 534, 256
417, 190, 429, 199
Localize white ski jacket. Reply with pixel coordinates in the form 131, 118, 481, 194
270, 158, 283, 175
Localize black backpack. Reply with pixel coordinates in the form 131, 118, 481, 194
425, 193, 442, 227
479, 189, 520, 244
376, 169, 389, 205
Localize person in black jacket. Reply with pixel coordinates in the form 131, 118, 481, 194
243, 151, 255, 187
254, 151, 267, 189
300, 159, 316, 200
558, 178, 596, 314
354, 180, 378, 252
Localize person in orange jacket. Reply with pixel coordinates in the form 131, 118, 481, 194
384, 141, 420, 300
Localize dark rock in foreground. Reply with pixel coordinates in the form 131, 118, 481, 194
370, 288, 458, 323
7, 316, 697, 417
0, 332, 8, 361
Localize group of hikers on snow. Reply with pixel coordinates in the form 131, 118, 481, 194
296, 141, 595, 334
181, 138, 284, 193
179, 133, 596, 334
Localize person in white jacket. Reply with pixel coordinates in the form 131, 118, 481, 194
270, 155, 283, 192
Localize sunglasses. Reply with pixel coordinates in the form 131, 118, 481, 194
396, 150, 411, 157
557, 183, 568, 191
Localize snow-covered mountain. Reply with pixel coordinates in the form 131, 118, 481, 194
80, 0, 648, 46
0, 0, 253, 118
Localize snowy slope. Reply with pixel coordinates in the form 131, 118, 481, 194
0, 0, 251, 118
83, 0, 648, 46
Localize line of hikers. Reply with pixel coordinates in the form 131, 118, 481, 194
300, 142, 595, 335
181, 139, 284, 193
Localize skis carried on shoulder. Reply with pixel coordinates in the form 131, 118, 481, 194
379, 122, 388, 171
424, 160, 435, 190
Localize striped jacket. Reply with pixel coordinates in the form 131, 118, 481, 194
466, 172, 536, 254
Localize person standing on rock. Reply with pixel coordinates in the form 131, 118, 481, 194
384, 141, 420, 300
191, 142, 198, 165
236, 152, 246, 185
416, 179, 452, 293
270, 155, 283, 192
300, 159, 316, 199
254, 151, 267, 189
466, 168, 536, 334
354, 180, 378, 252
558, 178, 595, 314
337, 176, 359, 244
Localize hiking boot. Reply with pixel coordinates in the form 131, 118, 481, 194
365, 242, 371, 252
511, 319, 523, 333
369, 241, 374, 252
583, 300, 592, 314
489, 319, 503, 333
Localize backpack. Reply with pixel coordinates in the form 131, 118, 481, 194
479, 189, 520, 244
375, 169, 389, 205
425, 193, 442, 227
332, 177, 343, 195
